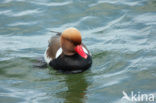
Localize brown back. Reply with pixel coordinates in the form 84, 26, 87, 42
46, 35, 61, 59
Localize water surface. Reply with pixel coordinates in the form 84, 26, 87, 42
0, 0, 156, 103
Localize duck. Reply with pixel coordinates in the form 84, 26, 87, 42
44, 27, 92, 73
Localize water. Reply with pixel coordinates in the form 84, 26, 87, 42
0, 0, 156, 103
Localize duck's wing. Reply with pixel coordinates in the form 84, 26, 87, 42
44, 34, 61, 63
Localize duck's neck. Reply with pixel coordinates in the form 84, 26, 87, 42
62, 50, 76, 56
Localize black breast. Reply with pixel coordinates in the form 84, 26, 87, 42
49, 54, 92, 73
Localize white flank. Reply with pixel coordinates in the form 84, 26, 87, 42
56, 48, 62, 58
44, 48, 52, 64
82, 47, 88, 54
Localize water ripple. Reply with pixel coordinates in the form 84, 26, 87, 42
0, 86, 47, 103
133, 13, 156, 25
30, 1, 72, 7
0, 10, 10, 15
7, 9, 42, 17
8, 21, 37, 26
88, 15, 126, 34
89, 0, 145, 7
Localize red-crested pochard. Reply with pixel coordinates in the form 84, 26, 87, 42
44, 27, 92, 73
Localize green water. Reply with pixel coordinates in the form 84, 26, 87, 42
0, 0, 156, 103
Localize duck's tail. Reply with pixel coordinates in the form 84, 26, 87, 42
50, 30, 61, 36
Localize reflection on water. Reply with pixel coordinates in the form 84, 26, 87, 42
63, 74, 88, 103
0, 0, 156, 103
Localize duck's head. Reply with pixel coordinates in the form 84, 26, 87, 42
60, 27, 87, 59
